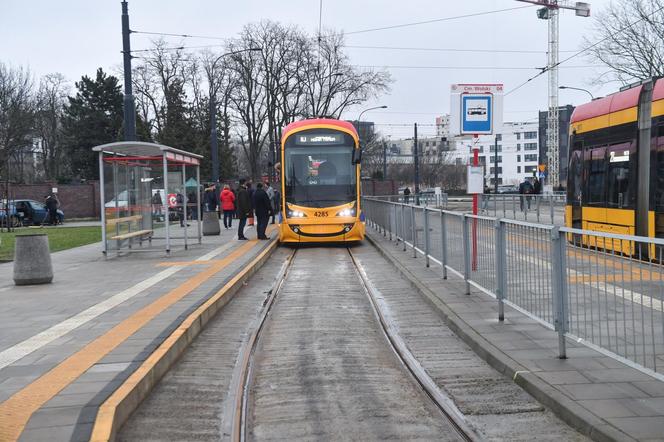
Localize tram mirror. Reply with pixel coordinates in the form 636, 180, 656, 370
352, 147, 362, 164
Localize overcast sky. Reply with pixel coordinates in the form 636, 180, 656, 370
2, 0, 617, 138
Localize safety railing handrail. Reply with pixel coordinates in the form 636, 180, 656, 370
362, 196, 664, 381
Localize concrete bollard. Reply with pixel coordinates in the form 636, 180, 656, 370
13, 234, 53, 285
202, 211, 220, 236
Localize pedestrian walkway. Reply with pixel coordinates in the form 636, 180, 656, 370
0, 223, 278, 441
367, 229, 664, 442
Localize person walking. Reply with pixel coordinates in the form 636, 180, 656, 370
204, 185, 217, 213
44, 193, 59, 225
236, 180, 251, 240
152, 190, 163, 221
533, 177, 542, 195
246, 181, 255, 227
253, 183, 272, 240
176, 190, 189, 227
220, 185, 235, 229
271, 186, 280, 224
518, 178, 534, 211
403, 187, 411, 204
265, 182, 276, 224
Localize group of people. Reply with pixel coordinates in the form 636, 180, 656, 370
203, 180, 280, 241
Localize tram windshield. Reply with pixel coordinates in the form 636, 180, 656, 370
284, 129, 357, 208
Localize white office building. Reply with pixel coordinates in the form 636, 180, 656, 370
448, 121, 540, 186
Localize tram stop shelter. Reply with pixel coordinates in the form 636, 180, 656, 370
93, 141, 203, 255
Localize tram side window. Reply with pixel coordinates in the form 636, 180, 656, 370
653, 124, 664, 212
567, 143, 582, 204
585, 147, 606, 205
606, 143, 632, 208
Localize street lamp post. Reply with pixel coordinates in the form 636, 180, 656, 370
209, 47, 261, 182
559, 85, 595, 101
356, 104, 387, 179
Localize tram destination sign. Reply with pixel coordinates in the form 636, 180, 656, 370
295, 133, 344, 145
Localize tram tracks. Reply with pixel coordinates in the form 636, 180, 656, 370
231, 247, 478, 442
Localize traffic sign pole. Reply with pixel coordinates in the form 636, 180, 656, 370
472, 137, 479, 271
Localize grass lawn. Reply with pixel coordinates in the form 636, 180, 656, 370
0, 226, 101, 262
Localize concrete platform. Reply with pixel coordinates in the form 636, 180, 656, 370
366, 229, 664, 442
0, 223, 279, 442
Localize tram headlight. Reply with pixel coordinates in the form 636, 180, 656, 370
286, 207, 307, 218
336, 208, 355, 217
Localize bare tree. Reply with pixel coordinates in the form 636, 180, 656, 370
0, 63, 35, 185
301, 31, 391, 118
35, 73, 69, 181
227, 26, 269, 181
585, 0, 664, 84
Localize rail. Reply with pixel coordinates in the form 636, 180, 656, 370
362, 197, 664, 381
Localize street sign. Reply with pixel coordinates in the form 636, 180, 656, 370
538, 164, 546, 172
450, 84, 504, 136
467, 166, 484, 194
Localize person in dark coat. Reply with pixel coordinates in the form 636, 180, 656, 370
236, 180, 252, 240
204, 185, 217, 212
44, 193, 59, 225
253, 183, 272, 240
403, 187, 411, 204
533, 177, 542, 195
519, 178, 534, 211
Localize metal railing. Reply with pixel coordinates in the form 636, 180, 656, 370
478, 193, 566, 225
369, 193, 449, 208
363, 197, 664, 380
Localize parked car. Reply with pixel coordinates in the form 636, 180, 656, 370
14, 199, 64, 225
496, 185, 519, 194
0, 202, 24, 227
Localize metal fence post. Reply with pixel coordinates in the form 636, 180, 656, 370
395, 204, 400, 246
402, 205, 407, 251
440, 210, 448, 279
411, 205, 417, 258
551, 226, 569, 359
424, 208, 430, 267
494, 219, 506, 321
388, 204, 392, 241
462, 215, 471, 295
383, 203, 387, 237
550, 194, 555, 225
536, 196, 541, 223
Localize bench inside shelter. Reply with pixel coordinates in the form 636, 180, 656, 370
107, 215, 153, 247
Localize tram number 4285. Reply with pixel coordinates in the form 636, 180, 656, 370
314, 211, 329, 217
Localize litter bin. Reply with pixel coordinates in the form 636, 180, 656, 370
13, 233, 53, 285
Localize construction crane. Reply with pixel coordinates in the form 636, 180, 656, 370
515, 1, 590, 189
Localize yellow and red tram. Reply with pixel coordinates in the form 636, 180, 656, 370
278, 118, 365, 243
566, 78, 664, 255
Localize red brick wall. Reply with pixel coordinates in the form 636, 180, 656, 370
361, 179, 397, 196
8, 182, 100, 219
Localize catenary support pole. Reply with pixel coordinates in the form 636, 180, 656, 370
414, 123, 420, 205
121, 1, 136, 141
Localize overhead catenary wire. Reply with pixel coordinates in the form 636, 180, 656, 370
343, 5, 534, 35
505, 3, 664, 96
343, 44, 576, 54
353, 65, 594, 70
130, 5, 535, 44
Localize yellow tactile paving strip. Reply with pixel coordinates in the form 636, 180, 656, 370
90, 238, 278, 441
0, 240, 258, 442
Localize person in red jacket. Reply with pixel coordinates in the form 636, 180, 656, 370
220, 184, 236, 229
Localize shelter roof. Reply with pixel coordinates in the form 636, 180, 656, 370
92, 141, 203, 160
